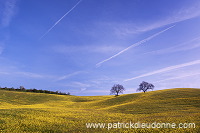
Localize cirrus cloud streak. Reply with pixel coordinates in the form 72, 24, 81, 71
124, 59, 200, 82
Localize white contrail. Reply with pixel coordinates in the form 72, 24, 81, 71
96, 25, 175, 67
153, 72, 200, 83
124, 59, 200, 82
40, 0, 82, 39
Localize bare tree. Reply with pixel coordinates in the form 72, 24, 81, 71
110, 84, 125, 96
137, 81, 154, 93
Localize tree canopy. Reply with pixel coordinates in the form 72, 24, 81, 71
137, 81, 154, 93
110, 84, 125, 96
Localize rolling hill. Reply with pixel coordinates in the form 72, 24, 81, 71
0, 88, 199, 132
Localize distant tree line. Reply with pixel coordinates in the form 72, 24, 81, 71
0, 86, 70, 95
110, 81, 154, 96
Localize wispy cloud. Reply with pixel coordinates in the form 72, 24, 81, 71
83, 89, 110, 93
53, 45, 124, 55
63, 81, 91, 88
154, 72, 200, 83
113, 1, 200, 37
0, 63, 85, 81
15, 72, 46, 78
89, 76, 120, 86
56, 71, 86, 81
60, 75, 120, 95
0, 45, 4, 55
0, 68, 52, 79
80, 88, 87, 91
152, 68, 200, 90
1, 0, 18, 27
96, 25, 175, 67
0, 71, 10, 75
124, 59, 200, 82
40, 0, 82, 39
143, 36, 200, 55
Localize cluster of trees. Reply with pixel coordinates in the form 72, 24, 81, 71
110, 81, 154, 96
0, 86, 70, 95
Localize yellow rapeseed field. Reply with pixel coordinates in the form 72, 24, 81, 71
0, 88, 199, 132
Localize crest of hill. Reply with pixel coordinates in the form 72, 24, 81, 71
0, 88, 199, 110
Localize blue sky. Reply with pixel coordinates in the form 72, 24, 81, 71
0, 0, 200, 96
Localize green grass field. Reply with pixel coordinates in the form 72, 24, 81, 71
0, 88, 199, 133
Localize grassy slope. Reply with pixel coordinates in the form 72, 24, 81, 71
0, 88, 199, 132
